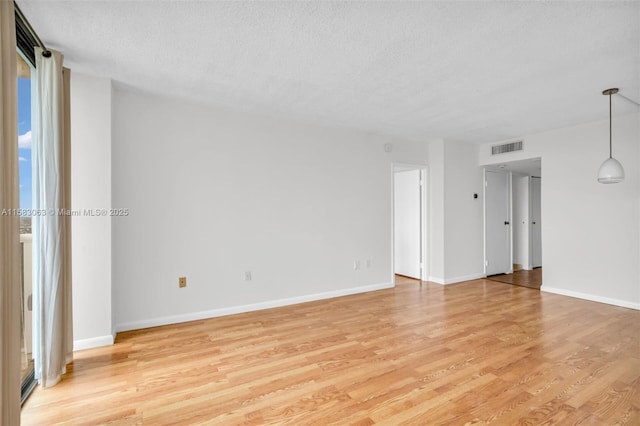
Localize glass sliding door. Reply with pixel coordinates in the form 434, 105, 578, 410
17, 50, 36, 403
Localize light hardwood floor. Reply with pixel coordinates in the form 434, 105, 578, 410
487, 268, 542, 290
22, 277, 639, 425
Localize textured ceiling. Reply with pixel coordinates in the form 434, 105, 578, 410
18, 0, 640, 144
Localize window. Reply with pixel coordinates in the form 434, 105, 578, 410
17, 50, 36, 404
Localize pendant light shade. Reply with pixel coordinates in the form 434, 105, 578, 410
598, 88, 624, 184
598, 157, 625, 184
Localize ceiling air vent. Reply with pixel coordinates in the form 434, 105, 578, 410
491, 140, 523, 155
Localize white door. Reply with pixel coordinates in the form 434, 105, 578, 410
485, 170, 511, 275
394, 169, 421, 279
531, 176, 542, 268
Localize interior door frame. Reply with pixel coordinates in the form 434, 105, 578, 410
391, 163, 428, 285
483, 168, 513, 276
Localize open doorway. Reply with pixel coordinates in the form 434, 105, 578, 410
392, 164, 427, 284
484, 158, 542, 289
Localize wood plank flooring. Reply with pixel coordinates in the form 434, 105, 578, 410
22, 277, 640, 425
487, 268, 542, 290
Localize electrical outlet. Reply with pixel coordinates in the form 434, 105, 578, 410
244, 271, 252, 281
179, 276, 187, 288
353, 261, 360, 271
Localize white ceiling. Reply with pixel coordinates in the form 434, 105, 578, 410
18, 0, 640, 144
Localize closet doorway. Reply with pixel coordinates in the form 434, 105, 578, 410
484, 158, 542, 289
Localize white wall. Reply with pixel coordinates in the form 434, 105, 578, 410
111, 90, 425, 331
427, 140, 445, 281
390, 139, 429, 165
512, 174, 530, 269
479, 113, 640, 309
427, 140, 485, 284
70, 72, 114, 349
443, 140, 485, 282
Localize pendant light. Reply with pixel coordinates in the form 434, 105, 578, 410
597, 88, 625, 184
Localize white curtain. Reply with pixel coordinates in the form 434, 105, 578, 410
32, 47, 73, 388
0, 0, 22, 423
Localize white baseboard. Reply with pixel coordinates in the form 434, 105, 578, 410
115, 281, 394, 333
541, 286, 640, 310
73, 334, 115, 351
429, 273, 486, 285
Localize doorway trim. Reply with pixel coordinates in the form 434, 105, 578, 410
391, 163, 428, 285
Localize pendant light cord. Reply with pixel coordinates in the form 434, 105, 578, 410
609, 93, 612, 158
